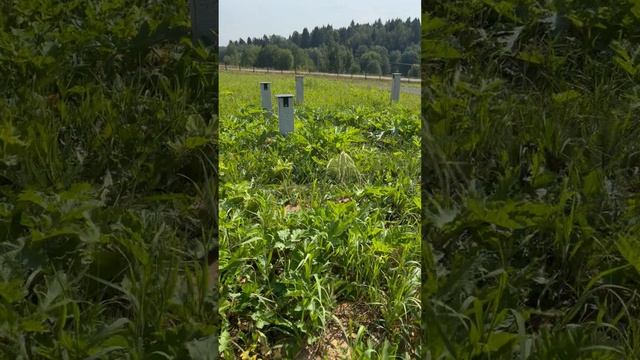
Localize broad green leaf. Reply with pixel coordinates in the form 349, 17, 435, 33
484, 332, 518, 352
552, 90, 581, 103
516, 51, 544, 64
617, 236, 640, 274
423, 40, 463, 60
583, 170, 603, 197
0, 124, 27, 146
482, 0, 518, 22
185, 136, 212, 149
219, 330, 230, 353
0, 280, 26, 304
613, 56, 637, 75
429, 207, 459, 229
186, 335, 218, 360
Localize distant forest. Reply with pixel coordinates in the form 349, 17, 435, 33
220, 18, 421, 77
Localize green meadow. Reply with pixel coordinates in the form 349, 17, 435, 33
219, 71, 421, 358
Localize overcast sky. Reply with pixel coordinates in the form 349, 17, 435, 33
220, 0, 420, 45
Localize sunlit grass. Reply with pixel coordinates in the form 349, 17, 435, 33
219, 71, 420, 358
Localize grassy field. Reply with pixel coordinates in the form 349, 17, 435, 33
220, 69, 422, 91
0, 1, 218, 358
219, 71, 421, 358
423, 1, 640, 358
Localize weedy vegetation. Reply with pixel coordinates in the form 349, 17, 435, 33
219, 71, 420, 358
0, 1, 217, 358
423, 0, 640, 359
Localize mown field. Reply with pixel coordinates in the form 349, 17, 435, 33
423, 0, 640, 358
0, 1, 218, 358
219, 71, 421, 358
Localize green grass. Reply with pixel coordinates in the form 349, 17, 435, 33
0, 1, 218, 358
219, 72, 421, 358
220, 71, 420, 110
423, 1, 640, 358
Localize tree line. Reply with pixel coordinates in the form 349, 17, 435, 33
220, 18, 421, 77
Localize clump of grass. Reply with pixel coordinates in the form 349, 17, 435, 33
326, 151, 361, 184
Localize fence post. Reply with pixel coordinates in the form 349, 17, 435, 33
276, 94, 294, 135
295, 75, 304, 104
390, 73, 401, 103
260, 82, 272, 114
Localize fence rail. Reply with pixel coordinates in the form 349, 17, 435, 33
219, 65, 421, 84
